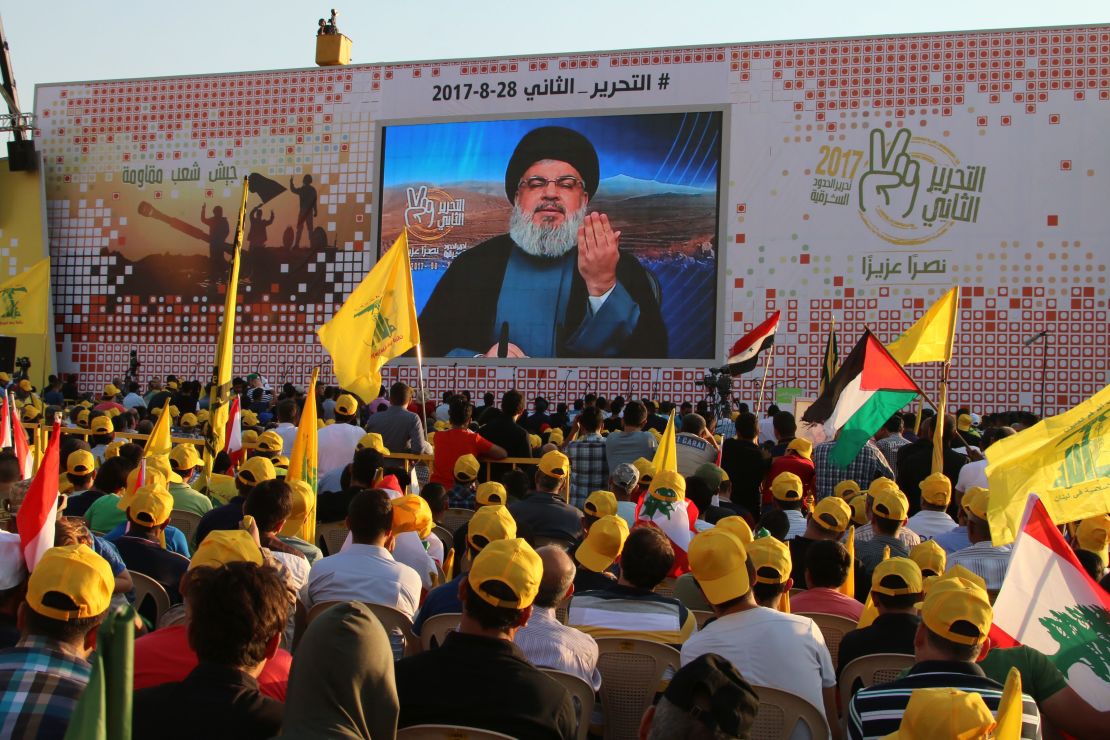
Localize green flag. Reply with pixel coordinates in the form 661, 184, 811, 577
65, 606, 135, 740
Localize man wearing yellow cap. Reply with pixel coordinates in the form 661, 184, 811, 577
948, 488, 1013, 591
167, 444, 213, 517
761, 433, 816, 511
837, 558, 924, 677
682, 529, 841, 737
316, 392, 369, 478
907, 471, 959, 539
93, 383, 126, 414
508, 450, 583, 544
856, 482, 921, 577
573, 514, 628, 591
769, 471, 808, 539
87, 414, 116, 460
113, 482, 191, 615
394, 538, 577, 739
195, 456, 278, 547
448, 454, 481, 509
0, 544, 114, 736
788, 495, 858, 587
848, 575, 1042, 739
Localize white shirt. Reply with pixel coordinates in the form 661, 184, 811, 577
907, 510, 959, 539
515, 606, 602, 690
391, 531, 437, 590
681, 607, 834, 739
956, 458, 988, 493
948, 540, 1014, 591
122, 392, 146, 409
784, 509, 807, 540
675, 433, 717, 477
305, 543, 422, 619
758, 416, 777, 445
274, 422, 299, 456
316, 422, 368, 477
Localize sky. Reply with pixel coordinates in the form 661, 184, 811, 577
3, 1, 1108, 109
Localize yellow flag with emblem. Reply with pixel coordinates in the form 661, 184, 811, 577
886, 286, 959, 365
286, 368, 320, 545
0, 258, 50, 335
144, 399, 173, 459
318, 231, 420, 402
985, 382, 1110, 545
651, 409, 678, 474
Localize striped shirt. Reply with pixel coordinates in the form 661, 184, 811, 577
569, 584, 696, 646
514, 606, 602, 690
814, 440, 894, 501
947, 541, 1014, 590
0, 637, 92, 739
853, 523, 922, 549
847, 660, 1041, 739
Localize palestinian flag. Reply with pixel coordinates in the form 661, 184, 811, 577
801, 329, 918, 468
726, 311, 780, 375
991, 495, 1110, 710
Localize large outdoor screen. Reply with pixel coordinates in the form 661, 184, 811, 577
378, 111, 723, 360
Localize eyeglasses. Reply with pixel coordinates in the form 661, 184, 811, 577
519, 176, 584, 191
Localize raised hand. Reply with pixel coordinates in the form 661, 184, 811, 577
859, 128, 921, 220
577, 212, 621, 297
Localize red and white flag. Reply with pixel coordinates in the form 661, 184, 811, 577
15, 421, 61, 571
9, 397, 32, 479
991, 495, 1110, 710
0, 394, 11, 450
726, 311, 780, 375
224, 396, 244, 470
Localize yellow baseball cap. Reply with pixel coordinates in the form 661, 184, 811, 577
920, 472, 953, 507
104, 384, 121, 397
527, 434, 542, 449
196, 409, 210, 424
166, 380, 179, 390
67, 450, 97, 477
910, 540, 947, 577
632, 457, 655, 483
812, 497, 851, 533
281, 480, 315, 537
76, 408, 90, 426
868, 477, 899, 495
467, 505, 517, 550
433, 420, 450, 432
454, 454, 480, 482
850, 495, 870, 525
919, 576, 993, 646
538, 450, 570, 479
241, 410, 259, 427
1076, 514, 1110, 563
961, 487, 989, 520
335, 394, 359, 416
871, 557, 924, 596
748, 536, 792, 584
255, 430, 284, 454
648, 469, 686, 503
26, 544, 114, 620
89, 416, 114, 435
547, 428, 564, 446
241, 429, 259, 445
957, 414, 974, 432
689, 529, 751, 605
584, 490, 618, 518
189, 530, 265, 570
576, 515, 629, 573
179, 412, 198, 428
884, 687, 996, 739
106, 408, 121, 418
941, 564, 988, 593
871, 487, 909, 521
128, 483, 174, 527
274, 455, 290, 469
357, 432, 390, 455
392, 494, 434, 539
168, 405, 180, 418
0, 372, 9, 383
103, 440, 125, 460
467, 537, 542, 609
787, 437, 813, 460
169, 444, 202, 471
237, 456, 277, 486
146, 455, 183, 484
22, 405, 41, 422
716, 516, 754, 544
771, 472, 803, 502
18, 379, 32, 392
475, 481, 507, 507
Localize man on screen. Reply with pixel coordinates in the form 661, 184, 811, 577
418, 126, 667, 358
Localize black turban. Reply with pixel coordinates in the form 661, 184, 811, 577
504, 126, 600, 203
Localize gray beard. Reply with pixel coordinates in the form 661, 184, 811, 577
508, 203, 586, 258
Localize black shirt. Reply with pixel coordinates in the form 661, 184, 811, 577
113, 536, 189, 623
133, 663, 283, 740
896, 441, 969, 514
509, 491, 584, 544
574, 568, 617, 593
395, 631, 576, 740
195, 496, 246, 546
64, 488, 108, 518
315, 487, 364, 525
720, 439, 771, 516
479, 414, 533, 481
836, 612, 920, 676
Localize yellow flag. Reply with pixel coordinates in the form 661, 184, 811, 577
0, 258, 50, 335
995, 667, 1023, 740
145, 399, 173, 459
203, 178, 249, 481
839, 525, 856, 597
652, 409, 678, 474
932, 383, 947, 475
886, 286, 959, 365
985, 382, 1110, 545
318, 231, 420, 402
855, 543, 890, 628
286, 368, 320, 545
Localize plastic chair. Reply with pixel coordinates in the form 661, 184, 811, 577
838, 653, 915, 708
363, 602, 419, 658
431, 524, 454, 554
595, 638, 680, 740
397, 725, 514, 739
306, 600, 343, 624
750, 684, 829, 740
441, 507, 475, 533
129, 570, 171, 627
653, 577, 677, 599
419, 612, 461, 651
168, 510, 202, 548
317, 521, 350, 556
796, 611, 857, 668
155, 604, 188, 630
542, 669, 596, 740
692, 609, 715, 628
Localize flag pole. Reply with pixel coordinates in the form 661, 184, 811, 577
414, 343, 429, 438
756, 343, 775, 413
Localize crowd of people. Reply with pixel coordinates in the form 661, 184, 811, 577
0, 372, 1107, 739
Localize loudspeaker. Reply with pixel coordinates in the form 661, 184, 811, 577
0, 337, 15, 373
6, 140, 37, 172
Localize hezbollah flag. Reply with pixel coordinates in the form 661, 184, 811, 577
203, 178, 249, 480
286, 368, 319, 545
318, 231, 419, 402
991, 495, 1110, 710
0, 258, 50, 335
886, 286, 959, 365
802, 330, 919, 468
818, 316, 839, 395
984, 382, 1110, 545
652, 409, 678, 475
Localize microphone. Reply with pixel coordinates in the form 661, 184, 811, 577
1023, 330, 1049, 347
497, 322, 510, 358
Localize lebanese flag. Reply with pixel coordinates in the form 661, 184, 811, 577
15, 421, 61, 571
9, 397, 33, 479
635, 494, 697, 576
224, 396, 244, 470
0, 394, 12, 449
991, 495, 1110, 710
726, 311, 780, 375
801, 330, 919, 468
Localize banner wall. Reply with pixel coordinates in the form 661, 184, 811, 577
33, 26, 1110, 413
